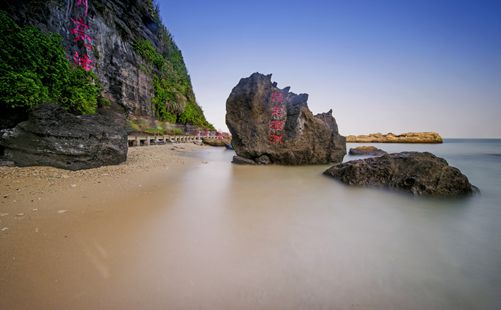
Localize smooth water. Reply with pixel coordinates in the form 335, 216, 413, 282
172, 139, 501, 309
7, 140, 501, 309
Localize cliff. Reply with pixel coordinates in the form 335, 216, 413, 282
0, 0, 213, 130
346, 132, 443, 144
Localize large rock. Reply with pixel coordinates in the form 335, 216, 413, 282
346, 132, 443, 143
225, 73, 346, 165
0, 104, 127, 170
324, 152, 476, 197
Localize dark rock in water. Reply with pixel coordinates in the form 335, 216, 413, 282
0, 104, 127, 170
225, 73, 346, 165
324, 152, 476, 197
232, 155, 256, 165
349, 146, 387, 156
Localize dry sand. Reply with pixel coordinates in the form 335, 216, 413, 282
0, 143, 207, 309
0, 143, 204, 222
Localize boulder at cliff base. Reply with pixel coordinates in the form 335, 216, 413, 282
0, 104, 128, 170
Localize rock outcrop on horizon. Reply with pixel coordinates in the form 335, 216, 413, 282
225, 73, 346, 165
346, 132, 443, 143
0, 104, 127, 170
349, 146, 387, 156
324, 152, 476, 197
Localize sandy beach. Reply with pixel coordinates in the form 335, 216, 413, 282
0, 143, 204, 222
0, 143, 208, 309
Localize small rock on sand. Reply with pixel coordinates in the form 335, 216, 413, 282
57, 210, 68, 214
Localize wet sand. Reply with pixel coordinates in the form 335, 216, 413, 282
0, 144, 205, 309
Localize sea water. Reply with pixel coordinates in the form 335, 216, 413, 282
8, 140, 500, 309
164, 139, 501, 309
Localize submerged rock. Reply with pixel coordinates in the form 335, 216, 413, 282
232, 155, 257, 165
324, 152, 476, 197
225, 73, 346, 165
349, 146, 387, 156
346, 132, 443, 143
202, 137, 231, 147
0, 104, 127, 170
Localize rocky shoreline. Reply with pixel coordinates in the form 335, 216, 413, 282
346, 132, 443, 143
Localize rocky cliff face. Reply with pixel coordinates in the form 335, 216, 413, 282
1, 0, 207, 123
226, 73, 346, 165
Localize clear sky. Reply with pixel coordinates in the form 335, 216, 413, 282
158, 0, 501, 138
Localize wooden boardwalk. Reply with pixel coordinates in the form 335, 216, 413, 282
128, 135, 220, 147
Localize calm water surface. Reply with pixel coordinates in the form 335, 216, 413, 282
7, 140, 501, 309
145, 139, 501, 309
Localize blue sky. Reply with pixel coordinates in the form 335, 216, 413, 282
158, 0, 501, 138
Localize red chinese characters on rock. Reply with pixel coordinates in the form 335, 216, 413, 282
72, 52, 93, 71
269, 120, 285, 131
271, 105, 286, 119
271, 91, 284, 104
71, 18, 92, 48
76, 0, 89, 16
269, 133, 283, 144
268, 90, 287, 144
69, 0, 93, 71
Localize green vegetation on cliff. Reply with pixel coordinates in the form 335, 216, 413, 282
133, 30, 214, 130
0, 11, 100, 115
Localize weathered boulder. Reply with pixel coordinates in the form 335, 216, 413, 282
324, 152, 476, 197
0, 104, 127, 170
346, 132, 443, 143
225, 73, 346, 165
349, 146, 387, 156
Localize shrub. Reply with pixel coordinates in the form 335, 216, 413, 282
0, 11, 100, 114
133, 25, 214, 130
128, 120, 141, 132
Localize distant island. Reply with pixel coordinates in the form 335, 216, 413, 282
346, 132, 443, 143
